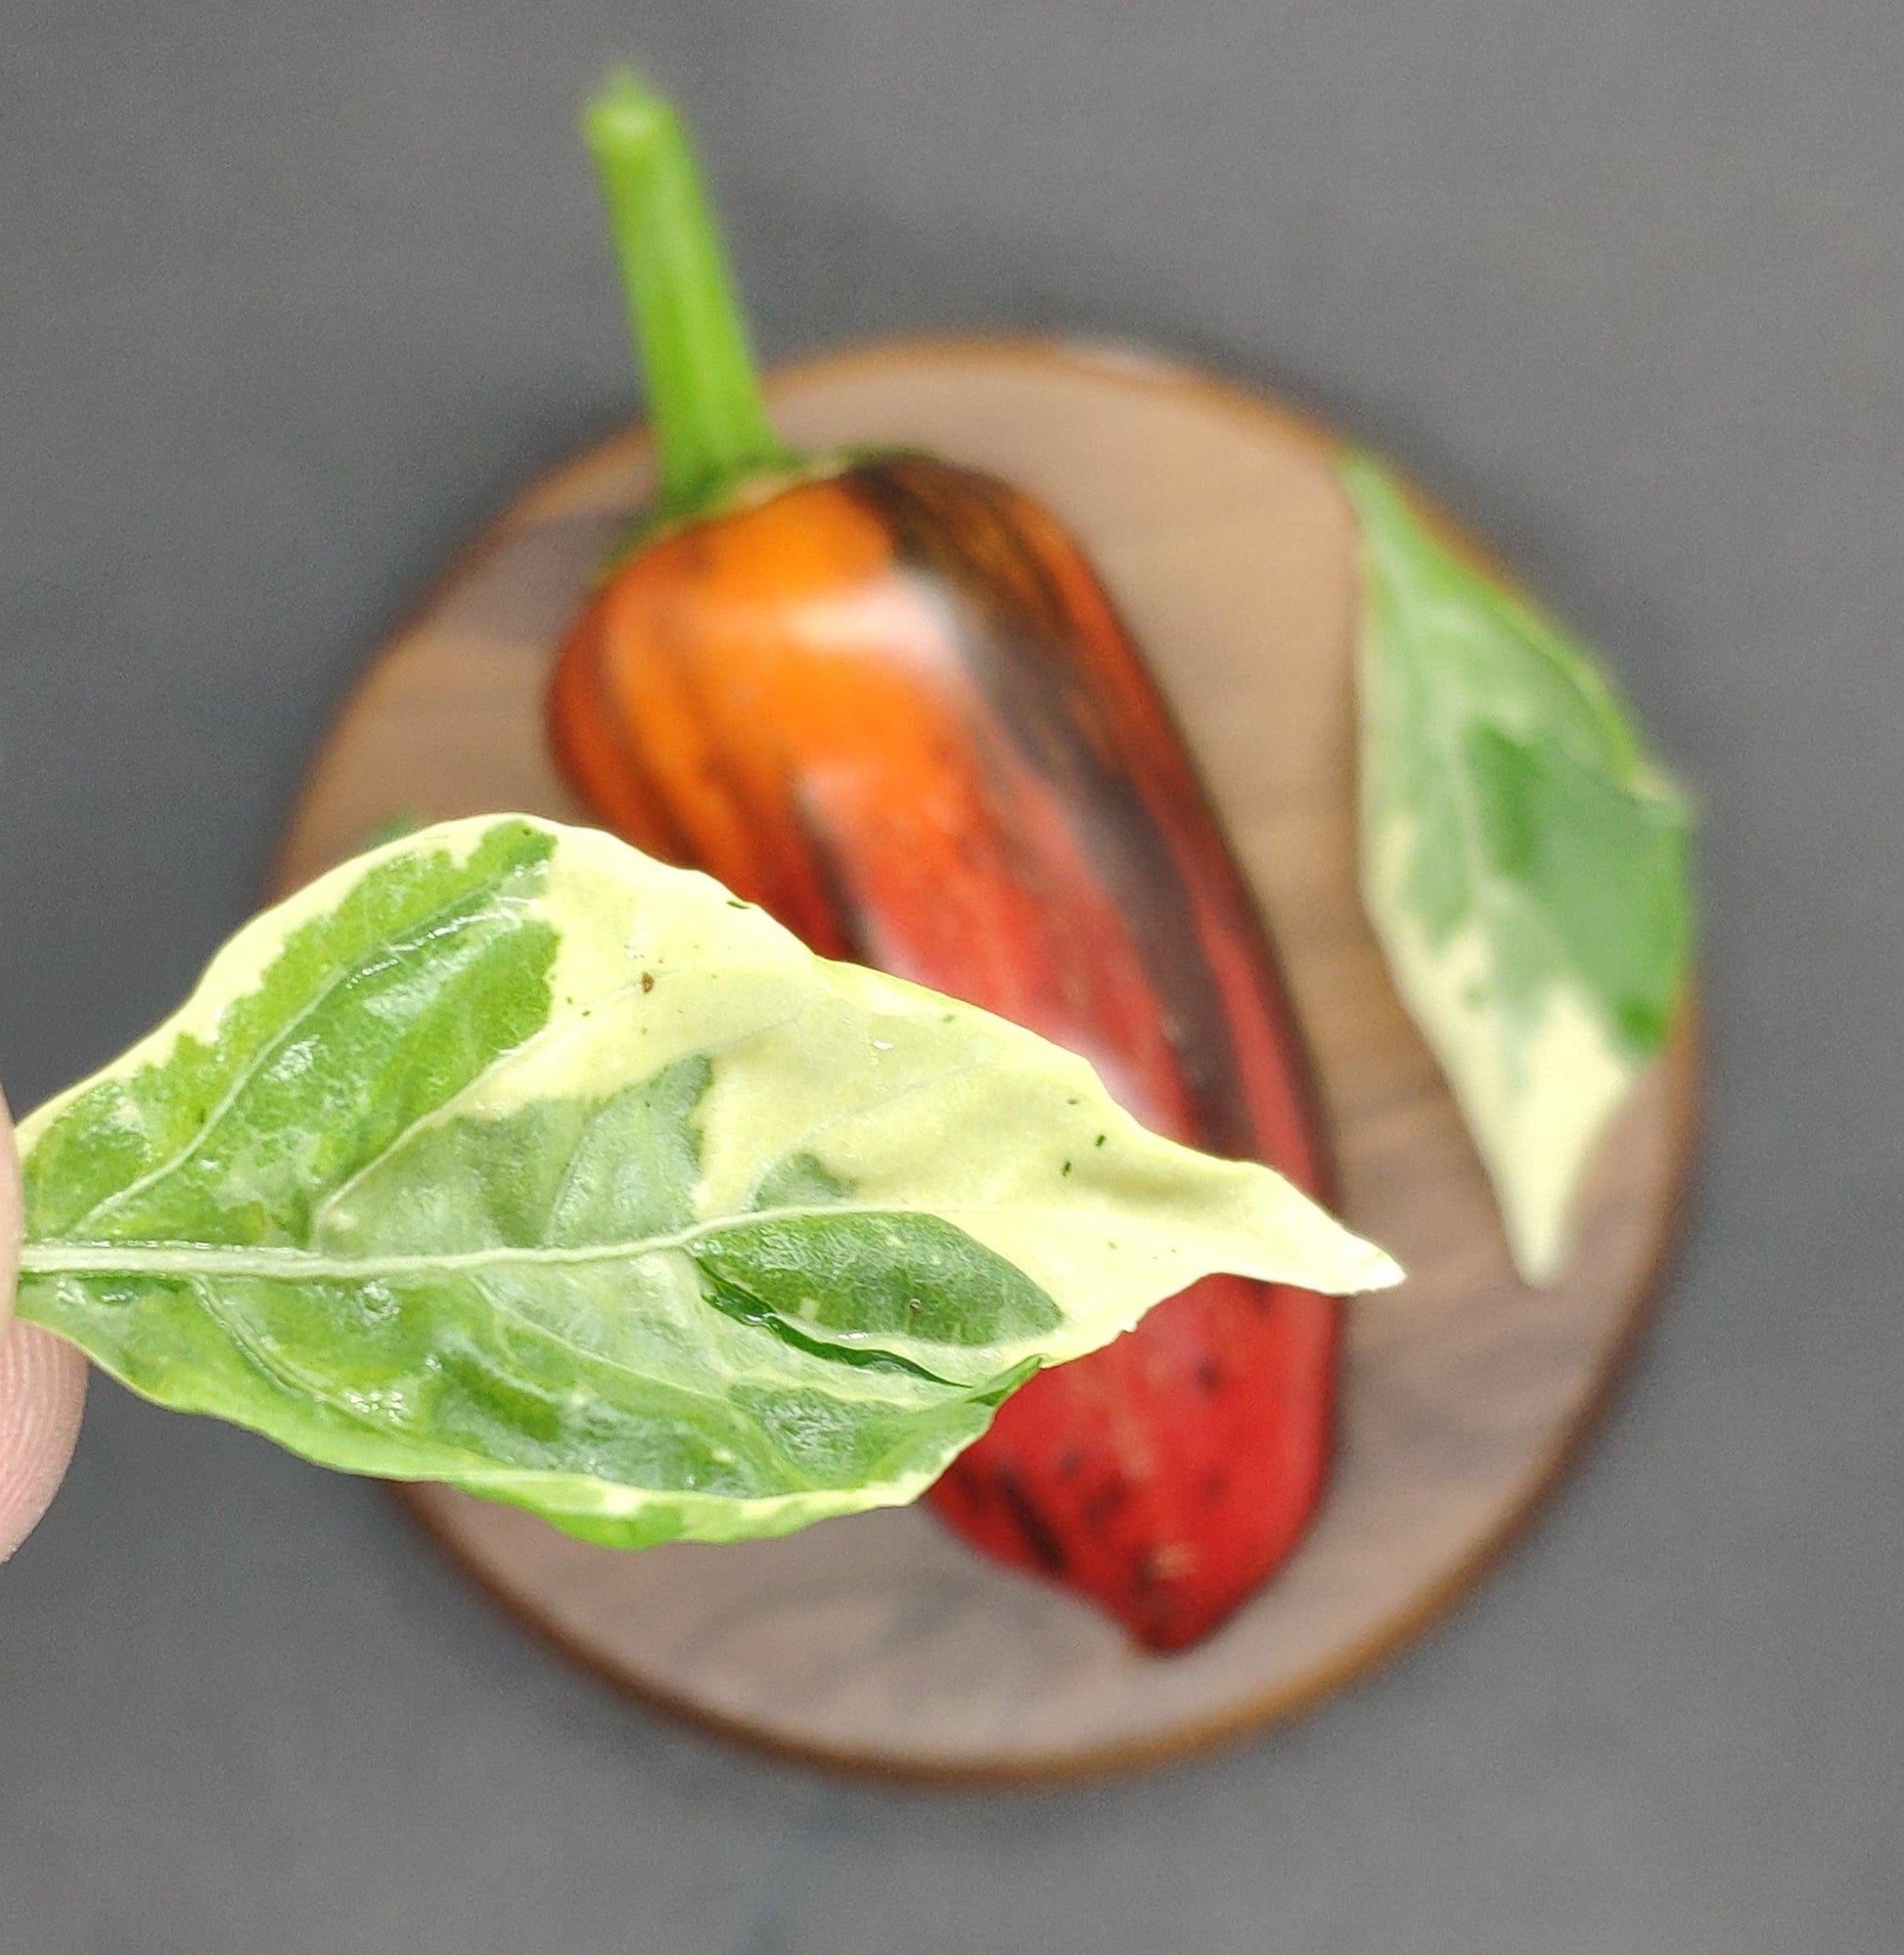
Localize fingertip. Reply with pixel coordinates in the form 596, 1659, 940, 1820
0, 1319, 86, 1562
0, 1078, 86, 1559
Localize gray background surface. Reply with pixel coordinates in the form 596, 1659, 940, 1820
1, 3, 1897, 1950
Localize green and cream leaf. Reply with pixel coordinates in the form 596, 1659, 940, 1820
15, 816, 1396, 1547
1343, 454, 1695, 1284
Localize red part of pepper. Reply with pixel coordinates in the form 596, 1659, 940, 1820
546, 76, 1338, 1650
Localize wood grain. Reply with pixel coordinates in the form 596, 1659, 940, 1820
273, 337, 1699, 1783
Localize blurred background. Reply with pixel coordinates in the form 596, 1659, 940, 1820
2, 3, 1898, 1949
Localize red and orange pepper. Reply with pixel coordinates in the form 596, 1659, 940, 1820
546, 75, 1338, 1649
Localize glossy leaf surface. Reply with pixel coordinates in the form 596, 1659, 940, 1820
15, 817, 1395, 1546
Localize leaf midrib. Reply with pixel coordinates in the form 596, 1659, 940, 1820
20, 1201, 967, 1283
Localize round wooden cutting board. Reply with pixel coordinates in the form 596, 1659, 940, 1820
273, 338, 1698, 1783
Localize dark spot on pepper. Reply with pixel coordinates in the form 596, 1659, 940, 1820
1056, 1448, 1084, 1480
993, 1469, 1067, 1573
640, 971, 656, 993
1196, 1356, 1225, 1394
1081, 1480, 1129, 1533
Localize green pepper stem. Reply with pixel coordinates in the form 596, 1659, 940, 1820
585, 72, 794, 521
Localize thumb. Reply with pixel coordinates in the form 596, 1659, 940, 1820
0, 1083, 86, 1561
